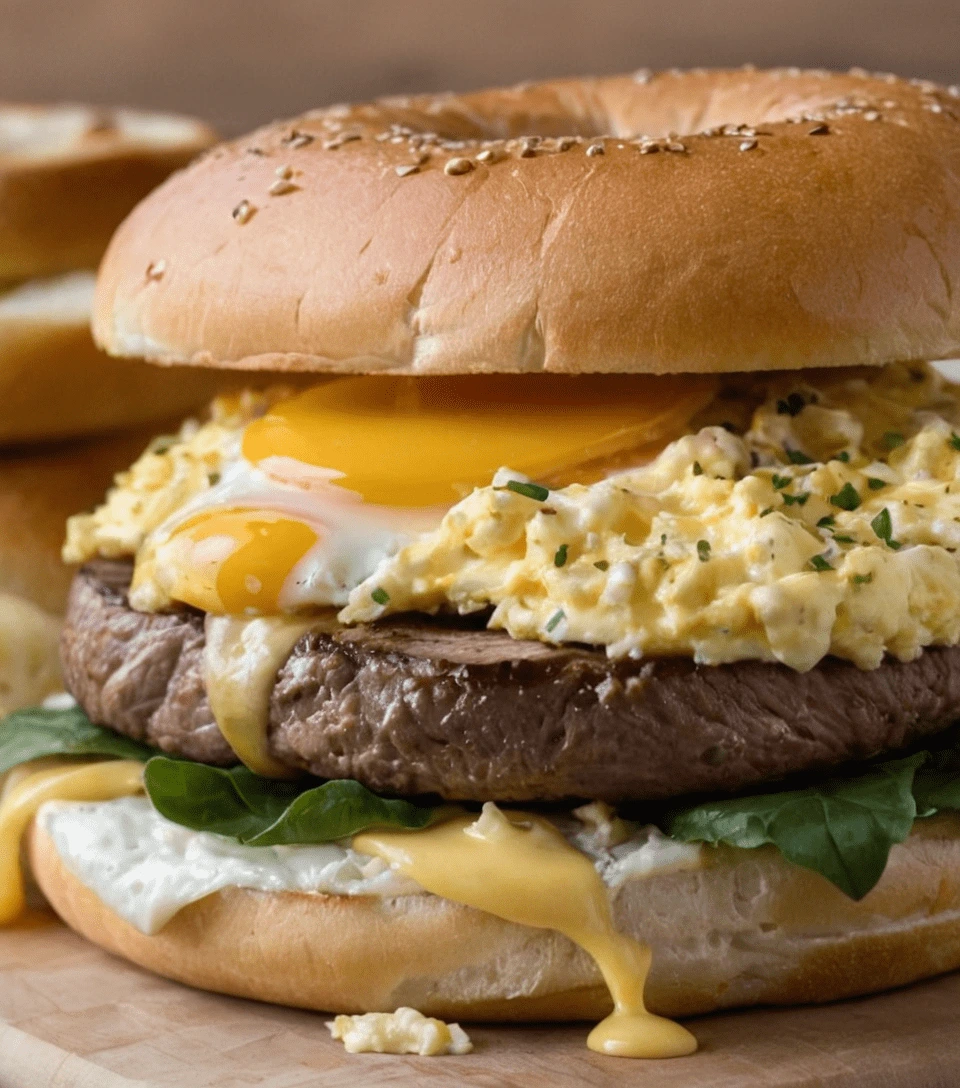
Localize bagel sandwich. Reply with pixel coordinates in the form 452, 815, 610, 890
6, 67, 960, 1061
0, 103, 236, 446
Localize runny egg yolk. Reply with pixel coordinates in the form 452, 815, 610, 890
242, 373, 717, 507
159, 511, 318, 614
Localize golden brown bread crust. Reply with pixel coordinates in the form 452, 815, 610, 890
0, 433, 157, 614
27, 814, 960, 1020
93, 69, 960, 376
0, 275, 241, 446
0, 104, 215, 283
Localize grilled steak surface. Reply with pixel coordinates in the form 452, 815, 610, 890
61, 560, 960, 803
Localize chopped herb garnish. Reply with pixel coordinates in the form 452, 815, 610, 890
545, 609, 565, 633
786, 449, 814, 465
504, 480, 550, 501
207, 472, 221, 486
867, 477, 887, 490
817, 515, 836, 528
852, 573, 874, 585
810, 554, 833, 572
834, 451, 851, 463
692, 461, 704, 476
870, 507, 901, 548
697, 540, 711, 562
759, 507, 774, 517
371, 587, 390, 606
594, 560, 609, 571
782, 492, 809, 506
554, 544, 568, 568
771, 474, 791, 490
833, 534, 855, 544
882, 431, 905, 451
660, 534, 667, 545
776, 393, 806, 417
951, 433, 960, 452
830, 482, 861, 511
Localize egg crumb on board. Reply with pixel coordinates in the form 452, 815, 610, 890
65, 361, 960, 673
326, 1007, 473, 1056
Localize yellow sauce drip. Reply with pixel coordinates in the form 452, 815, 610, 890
243, 374, 716, 507
204, 615, 318, 777
353, 804, 697, 1059
144, 510, 319, 615
0, 760, 144, 925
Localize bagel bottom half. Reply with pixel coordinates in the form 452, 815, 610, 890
25, 813, 960, 1021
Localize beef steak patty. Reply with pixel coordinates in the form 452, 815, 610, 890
61, 559, 960, 803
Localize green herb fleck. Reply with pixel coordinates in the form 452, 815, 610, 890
697, 540, 711, 562
594, 560, 609, 571
371, 587, 390, 606
834, 451, 851, 463
782, 492, 809, 506
504, 480, 550, 501
817, 515, 836, 528
554, 544, 568, 568
660, 534, 667, 545
867, 477, 887, 490
771, 474, 791, 490
786, 449, 814, 465
830, 482, 861, 511
870, 507, 901, 549
852, 573, 874, 585
882, 431, 905, 451
759, 507, 774, 517
833, 534, 855, 544
207, 472, 221, 486
545, 609, 565, 633
810, 554, 833, 572
692, 461, 703, 476
951, 433, 960, 452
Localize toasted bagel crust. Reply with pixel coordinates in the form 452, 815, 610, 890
27, 814, 960, 1020
94, 69, 960, 376
0, 104, 214, 283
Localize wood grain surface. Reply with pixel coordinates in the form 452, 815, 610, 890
3, 909, 960, 1088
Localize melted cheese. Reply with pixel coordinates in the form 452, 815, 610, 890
0, 760, 144, 925
204, 615, 318, 777
242, 373, 716, 508
353, 803, 697, 1059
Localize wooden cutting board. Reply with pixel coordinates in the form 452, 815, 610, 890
3, 909, 960, 1088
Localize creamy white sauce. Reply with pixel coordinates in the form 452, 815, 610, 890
36, 797, 703, 936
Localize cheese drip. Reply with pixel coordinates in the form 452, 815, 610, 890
204, 614, 318, 777
0, 760, 144, 925
353, 803, 697, 1059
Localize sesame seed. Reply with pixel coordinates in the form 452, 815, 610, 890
739, 138, 758, 151
475, 147, 501, 163
444, 157, 474, 175
633, 68, 652, 84
666, 140, 686, 153
864, 110, 881, 121
639, 141, 660, 154
285, 131, 314, 149
394, 163, 419, 177
275, 164, 293, 179
268, 178, 298, 196
586, 141, 605, 156
950, 86, 960, 98
556, 137, 577, 151
145, 259, 166, 281
808, 123, 830, 135
849, 66, 869, 78
232, 200, 255, 224
925, 102, 944, 113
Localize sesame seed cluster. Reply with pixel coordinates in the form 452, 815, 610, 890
213, 67, 960, 229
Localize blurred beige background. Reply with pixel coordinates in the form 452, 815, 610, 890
2, 0, 959, 135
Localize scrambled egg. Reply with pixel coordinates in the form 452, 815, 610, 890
66, 363, 960, 673
326, 1007, 473, 1055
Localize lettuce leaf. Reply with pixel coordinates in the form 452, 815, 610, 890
666, 754, 925, 900
0, 705, 156, 775
143, 757, 439, 845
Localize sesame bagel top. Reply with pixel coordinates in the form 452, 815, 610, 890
94, 68, 960, 376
